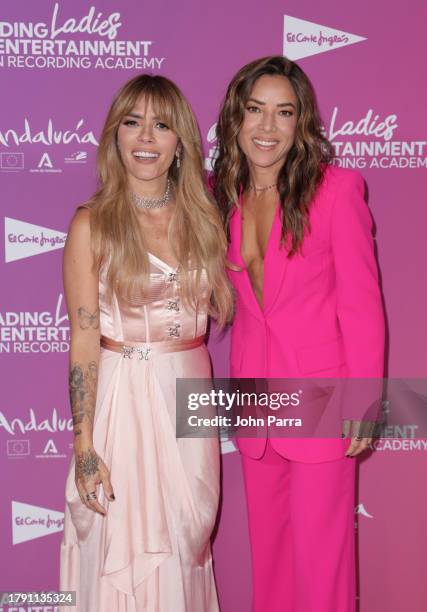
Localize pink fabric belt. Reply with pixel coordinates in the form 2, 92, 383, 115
100, 334, 205, 360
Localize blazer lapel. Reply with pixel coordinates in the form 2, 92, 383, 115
228, 206, 264, 322
262, 207, 290, 316
228, 198, 290, 319
227, 207, 242, 265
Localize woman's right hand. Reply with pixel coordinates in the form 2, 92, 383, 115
74, 443, 115, 515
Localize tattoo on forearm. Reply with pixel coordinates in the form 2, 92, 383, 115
77, 307, 100, 330
75, 448, 99, 481
69, 361, 98, 434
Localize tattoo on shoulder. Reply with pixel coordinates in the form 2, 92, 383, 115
69, 361, 98, 433
77, 307, 100, 330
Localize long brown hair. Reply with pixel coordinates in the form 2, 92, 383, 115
213, 56, 335, 255
85, 74, 233, 326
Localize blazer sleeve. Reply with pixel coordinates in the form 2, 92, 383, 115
330, 170, 385, 421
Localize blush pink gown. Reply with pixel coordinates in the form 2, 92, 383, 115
60, 254, 220, 612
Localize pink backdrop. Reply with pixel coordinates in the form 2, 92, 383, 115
1, 1, 426, 610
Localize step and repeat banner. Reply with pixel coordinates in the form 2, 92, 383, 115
1, 1, 426, 611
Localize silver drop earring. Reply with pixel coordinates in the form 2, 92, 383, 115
176, 154, 181, 169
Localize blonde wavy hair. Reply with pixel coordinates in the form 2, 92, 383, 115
213, 56, 335, 255
85, 74, 233, 326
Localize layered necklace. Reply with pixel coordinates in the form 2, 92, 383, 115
131, 179, 172, 209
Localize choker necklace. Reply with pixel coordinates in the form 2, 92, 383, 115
249, 182, 277, 192
131, 180, 171, 209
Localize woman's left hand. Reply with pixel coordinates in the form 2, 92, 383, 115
342, 419, 376, 457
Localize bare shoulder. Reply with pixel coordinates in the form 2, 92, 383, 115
64, 207, 93, 261
67, 207, 91, 241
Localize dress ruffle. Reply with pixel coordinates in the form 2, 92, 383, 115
60, 346, 219, 611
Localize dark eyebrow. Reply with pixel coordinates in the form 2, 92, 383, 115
247, 97, 297, 110
124, 112, 163, 120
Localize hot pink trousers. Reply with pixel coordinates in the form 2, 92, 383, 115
241, 441, 357, 612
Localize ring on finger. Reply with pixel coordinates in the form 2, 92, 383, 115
86, 491, 97, 501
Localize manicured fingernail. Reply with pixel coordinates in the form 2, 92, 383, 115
110, 493, 115, 501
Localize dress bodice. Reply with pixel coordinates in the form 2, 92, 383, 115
99, 253, 209, 343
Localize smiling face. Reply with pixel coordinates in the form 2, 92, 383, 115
116, 95, 180, 192
237, 74, 298, 175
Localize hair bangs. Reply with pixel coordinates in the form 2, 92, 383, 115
84, 73, 233, 327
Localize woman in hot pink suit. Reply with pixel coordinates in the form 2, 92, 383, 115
213, 56, 385, 612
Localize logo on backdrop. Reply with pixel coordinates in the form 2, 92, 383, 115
0, 118, 97, 173
6, 438, 69, 460
1, 407, 73, 437
327, 108, 427, 170
356, 503, 374, 518
64, 150, 88, 164
0, 151, 25, 171
31, 151, 63, 173
0, 293, 70, 353
0, 3, 165, 70
34, 438, 67, 459
0, 118, 98, 148
283, 15, 366, 60
370, 426, 426, 452
6, 439, 30, 458
204, 123, 218, 171
1, 407, 73, 461
220, 434, 237, 455
5, 217, 67, 263
12, 501, 64, 544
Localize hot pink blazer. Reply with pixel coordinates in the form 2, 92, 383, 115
227, 165, 385, 463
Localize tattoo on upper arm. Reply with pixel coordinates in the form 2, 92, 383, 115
77, 307, 100, 330
69, 361, 98, 433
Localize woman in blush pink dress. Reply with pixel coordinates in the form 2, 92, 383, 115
213, 56, 385, 612
60, 74, 233, 611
